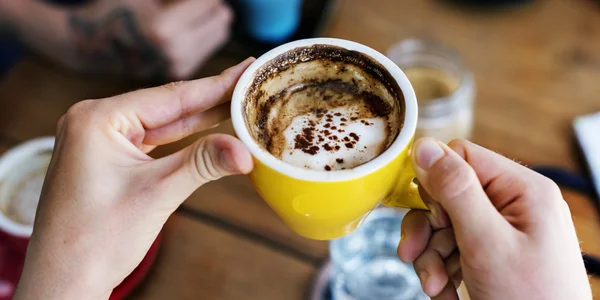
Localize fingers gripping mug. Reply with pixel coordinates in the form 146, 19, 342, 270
231, 38, 427, 240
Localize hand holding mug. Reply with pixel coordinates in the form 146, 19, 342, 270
14, 58, 255, 300
399, 138, 592, 299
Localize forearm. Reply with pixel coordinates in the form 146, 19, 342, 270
15, 275, 110, 300
0, 0, 77, 68
14, 242, 111, 300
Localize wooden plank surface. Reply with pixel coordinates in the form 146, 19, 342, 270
562, 189, 600, 300
562, 189, 600, 297
563, 189, 600, 255
0, 58, 131, 140
127, 214, 315, 300
0, 55, 243, 141
2, 0, 599, 263
1, 0, 600, 298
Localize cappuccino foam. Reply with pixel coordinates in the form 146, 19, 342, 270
0, 151, 50, 226
244, 45, 404, 171
282, 107, 388, 170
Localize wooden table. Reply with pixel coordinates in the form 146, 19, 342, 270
1, 0, 600, 298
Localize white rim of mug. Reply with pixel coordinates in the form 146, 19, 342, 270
231, 38, 417, 182
0, 137, 55, 237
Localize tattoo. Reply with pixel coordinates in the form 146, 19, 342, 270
69, 8, 168, 79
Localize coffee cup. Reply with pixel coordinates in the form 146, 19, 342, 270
231, 38, 427, 240
0, 137, 54, 251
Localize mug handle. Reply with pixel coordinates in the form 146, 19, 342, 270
382, 161, 429, 210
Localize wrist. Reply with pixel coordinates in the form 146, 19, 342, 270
15, 244, 112, 300
15, 270, 112, 300
15, 278, 111, 300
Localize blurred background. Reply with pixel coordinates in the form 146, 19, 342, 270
0, 0, 599, 299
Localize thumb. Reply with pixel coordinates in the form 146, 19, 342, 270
411, 138, 509, 246
150, 134, 253, 208
184, 134, 254, 184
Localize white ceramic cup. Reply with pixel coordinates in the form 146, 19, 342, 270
0, 137, 54, 244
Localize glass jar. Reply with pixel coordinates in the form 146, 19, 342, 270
387, 39, 475, 142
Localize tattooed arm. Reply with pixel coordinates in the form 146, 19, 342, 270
0, 0, 232, 79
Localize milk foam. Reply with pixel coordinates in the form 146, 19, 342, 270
281, 107, 388, 171
8, 171, 44, 225
0, 151, 50, 226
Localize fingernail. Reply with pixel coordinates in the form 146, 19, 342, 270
415, 139, 445, 169
418, 271, 429, 288
219, 148, 240, 174
242, 56, 256, 65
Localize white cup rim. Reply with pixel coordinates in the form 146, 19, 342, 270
231, 38, 417, 182
0, 137, 55, 237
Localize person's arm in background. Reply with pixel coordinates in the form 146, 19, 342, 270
0, 0, 232, 79
0, 0, 73, 67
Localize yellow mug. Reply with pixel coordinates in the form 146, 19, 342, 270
231, 38, 427, 240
